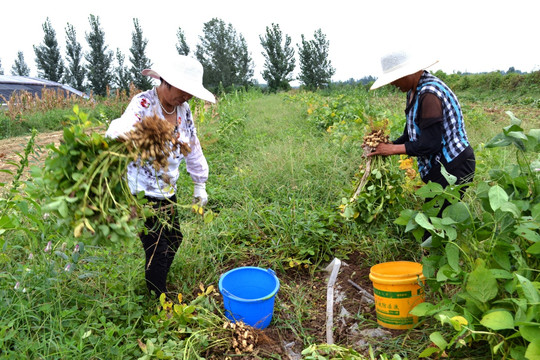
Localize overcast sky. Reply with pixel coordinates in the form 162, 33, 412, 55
2, 0, 539, 84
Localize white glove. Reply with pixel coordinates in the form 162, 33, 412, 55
193, 182, 208, 206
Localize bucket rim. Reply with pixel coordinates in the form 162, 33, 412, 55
218, 266, 280, 303
370, 261, 423, 275
369, 261, 425, 284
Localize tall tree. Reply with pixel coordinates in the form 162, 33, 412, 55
114, 48, 131, 93
85, 14, 113, 96
176, 27, 190, 55
33, 17, 64, 82
129, 18, 152, 91
297, 29, 335, 90
260, 23, 296, 92
195, 18, 254, 91
11, 52, 30, 76
64, 23, 86, 90
235, 37, 253, 87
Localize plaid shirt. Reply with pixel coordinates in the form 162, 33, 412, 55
406, 72, 470, 178
105, 88, 208, 199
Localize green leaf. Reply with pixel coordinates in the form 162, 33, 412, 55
515, 226, 540, 243
155, 350, 168, 359
416, 181, 444, 198
480, 310, 515, 330
489, 185, 508, 211
440, 165, 457, 186
490, 269, 513, 279
146, 339, 155, 355
0, 216, 16, 230
493, 246, 512, 271
437, 264, 460, 282
409, 302, 435, 317
42, 198, 63, 211
515, 274, 540, 304
415, 213, 434, 230
418, 347, 440, 358
507, 131, 528, 141
510, 346, 528, 360
493, 341, 505, 354
527, 242, 540, 255
405, 218, 419, 233
503, 124, 524, 134
445, 242, 460, 272
532, 203, 540, 222
520, 324, 540, 343
442, 202, 470, 223
500, 202, 520, 218
58, 201, 69, 218
525, 339, 540, 360
395, 209, 415, 225
467, 264, 498, 303
529, 128, 540, 140
486, 132, 512, 148
420, 235, 433, 248
505, 111, 522, 126
429, 331, 448, 350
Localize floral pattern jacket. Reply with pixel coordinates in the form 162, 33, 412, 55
105, 88, 208, 199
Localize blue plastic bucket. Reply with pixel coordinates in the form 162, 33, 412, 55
218, 266, 280, 329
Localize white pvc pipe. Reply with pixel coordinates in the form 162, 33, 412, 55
325, 258, 342, 344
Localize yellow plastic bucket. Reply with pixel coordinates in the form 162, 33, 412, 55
369, 261, 425, 330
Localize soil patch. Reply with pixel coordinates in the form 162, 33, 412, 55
207, 251, 407, 358
0, 131, 64, 185
0, 127, 105, 186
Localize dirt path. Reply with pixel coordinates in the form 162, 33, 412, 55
0, 127, 104, 186
0, 131, 67, 185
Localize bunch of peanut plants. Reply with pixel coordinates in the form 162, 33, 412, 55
28, 106, 152, 244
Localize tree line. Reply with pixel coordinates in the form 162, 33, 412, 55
0, 16, 335, 96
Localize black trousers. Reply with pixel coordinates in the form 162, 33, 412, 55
140, 195, 183, 297
423, 149, 476, 216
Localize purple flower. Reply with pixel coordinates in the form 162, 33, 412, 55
28, 253, 34, 260
73, 244, 80, 253
44, 241, 52, 253
64, 263, 72, 272
14, 282, 20, 290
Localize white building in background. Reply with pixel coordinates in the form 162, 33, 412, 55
0, 75, 88, 105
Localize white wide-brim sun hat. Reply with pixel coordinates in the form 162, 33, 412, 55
370, 51, 439, 90
142, 56, 216, 103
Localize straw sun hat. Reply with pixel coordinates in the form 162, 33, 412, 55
142, 55, 216, 103
370, 51, 439, 90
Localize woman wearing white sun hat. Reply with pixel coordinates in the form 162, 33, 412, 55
106, 55, 215, 297
368, 50, 475, 213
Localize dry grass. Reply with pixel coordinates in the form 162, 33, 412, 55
0, 83, 141, 120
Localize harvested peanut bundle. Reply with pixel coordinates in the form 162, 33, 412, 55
222, 320, 257, 354
362, 128, 390, 153
349, 126, 391, 201
123, 114, 191, 171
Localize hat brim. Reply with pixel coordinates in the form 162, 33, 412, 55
142, 69, 216, 103
370, 60, 439, 90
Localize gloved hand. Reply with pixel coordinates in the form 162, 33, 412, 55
193, 182, 208, 206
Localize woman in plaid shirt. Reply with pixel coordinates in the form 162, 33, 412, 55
368, 50, 475, 214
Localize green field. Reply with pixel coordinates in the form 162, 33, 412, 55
1, 83, 539, 359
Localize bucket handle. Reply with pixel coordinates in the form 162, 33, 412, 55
220, 268, 277, 301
